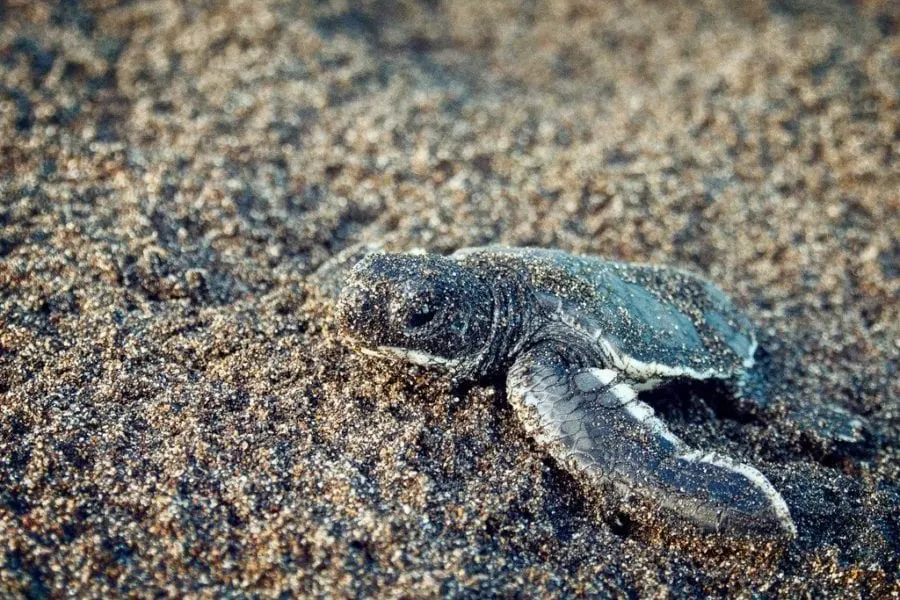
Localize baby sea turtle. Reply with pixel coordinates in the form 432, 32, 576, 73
335, 246, 796, 538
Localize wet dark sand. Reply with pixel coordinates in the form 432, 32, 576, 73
1, 1, 898, 596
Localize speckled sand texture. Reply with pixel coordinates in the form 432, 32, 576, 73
1, 1, 898, 597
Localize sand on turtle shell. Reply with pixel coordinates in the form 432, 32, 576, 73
1, 0, 898, 597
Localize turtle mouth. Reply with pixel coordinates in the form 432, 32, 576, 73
338, 330, 459, 369
353, 343, 458, 369
374, 345, 458, 368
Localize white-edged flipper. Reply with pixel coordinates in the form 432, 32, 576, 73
506, 344, 796, 538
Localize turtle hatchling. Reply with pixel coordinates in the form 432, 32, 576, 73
335, 246, 796, 538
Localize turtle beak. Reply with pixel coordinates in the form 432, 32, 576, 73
336, 280, 384, 344
336, 282, 364, 334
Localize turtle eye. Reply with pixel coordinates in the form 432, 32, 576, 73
406, 304, 437, 329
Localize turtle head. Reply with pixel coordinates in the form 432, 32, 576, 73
336, 252, 495, 373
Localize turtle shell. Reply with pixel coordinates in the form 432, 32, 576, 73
453, 246, 757, 382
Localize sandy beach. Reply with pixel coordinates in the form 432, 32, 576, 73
1, 0, 898, 596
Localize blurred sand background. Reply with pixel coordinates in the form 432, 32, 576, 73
1, 0, 898, 596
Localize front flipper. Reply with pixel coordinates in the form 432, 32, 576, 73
507, 344, 796, 538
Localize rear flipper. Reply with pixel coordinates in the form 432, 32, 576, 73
734, 366, 869, 448
507, 344, 796, 538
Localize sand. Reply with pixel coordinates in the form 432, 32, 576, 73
1, 0, 898, 597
